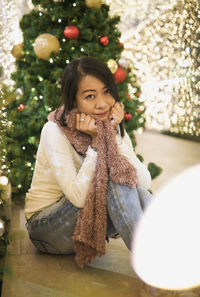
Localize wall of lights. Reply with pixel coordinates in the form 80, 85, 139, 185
104, 0, 199, 137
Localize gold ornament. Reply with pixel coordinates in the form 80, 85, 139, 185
34, 34, 60, 61
11, 43, 24, 60
107, 59, 118, 73
85, 0, 102, 9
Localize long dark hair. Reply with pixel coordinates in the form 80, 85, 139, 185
57, 56, 124, 136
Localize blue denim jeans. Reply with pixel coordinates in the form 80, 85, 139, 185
26, 181, 152, 254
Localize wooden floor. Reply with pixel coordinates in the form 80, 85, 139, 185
2, 130, 200, 297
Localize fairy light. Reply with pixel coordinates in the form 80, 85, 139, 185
38, 76, 43, 81
0, 219, 5, 237
0, 176, 8, 186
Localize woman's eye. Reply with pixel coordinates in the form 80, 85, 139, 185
104, 89, 110, 94
85, 94, 95, 99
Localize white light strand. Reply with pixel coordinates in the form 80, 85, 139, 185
0, 0, 19, 86
0, 0, 34, 86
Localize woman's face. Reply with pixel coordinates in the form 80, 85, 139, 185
75, 75, 115, 120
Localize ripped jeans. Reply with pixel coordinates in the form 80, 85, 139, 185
26, 181, 153, 254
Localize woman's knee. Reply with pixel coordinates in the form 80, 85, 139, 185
106, 181, 146, 249
30, 237, 75, 255
107, 181, 142, 217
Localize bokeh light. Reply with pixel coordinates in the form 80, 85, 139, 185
132, 164, 200, 290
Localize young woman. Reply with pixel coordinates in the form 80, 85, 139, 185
25, 57, 152, 267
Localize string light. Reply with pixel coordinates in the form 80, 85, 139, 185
0, 87, 8, 176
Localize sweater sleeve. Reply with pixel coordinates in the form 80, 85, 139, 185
40, 121, 97, 208
116, 131, 152, 189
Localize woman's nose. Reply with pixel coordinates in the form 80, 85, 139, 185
95, 97, 107, 109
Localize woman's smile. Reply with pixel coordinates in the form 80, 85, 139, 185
93, 110, 110, 118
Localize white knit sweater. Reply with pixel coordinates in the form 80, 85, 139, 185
25, 121, 151, 219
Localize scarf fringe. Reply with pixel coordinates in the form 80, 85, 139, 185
73, 241, 106, 268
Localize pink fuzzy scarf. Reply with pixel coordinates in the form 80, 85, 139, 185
48, 108, 138, 267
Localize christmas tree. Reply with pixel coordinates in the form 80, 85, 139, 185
4, 0, 162, 197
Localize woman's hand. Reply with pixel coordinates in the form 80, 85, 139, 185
76, 113, 97, 148
109, 102, 124, 127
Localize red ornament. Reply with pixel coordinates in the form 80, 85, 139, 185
99, 36, 109, 46
126, 93, 132, 100
18, 104, 25, 111
114, 66, 127, 84
64, 25, 80, 39
135, 91, 141, 97
124, 112, 132, 121
137, 108, 143, 114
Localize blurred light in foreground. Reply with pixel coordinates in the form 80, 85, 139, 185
0, 176, 8, 186
132, 164, 200, 290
